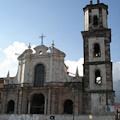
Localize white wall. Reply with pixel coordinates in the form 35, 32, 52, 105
0, 114, 115, 120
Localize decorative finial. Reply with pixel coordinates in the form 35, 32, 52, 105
28, 43, 31, 49
90, 0, 93, 5
75, 67, 79, 77
39, 33, 46, 45
51, 40, 55, 48
7, 71, 10, 79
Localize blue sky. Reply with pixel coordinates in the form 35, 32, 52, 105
0, 0, 119, 62
0, 0, 120, 102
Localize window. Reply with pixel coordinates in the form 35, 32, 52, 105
94, 43, 101, 57
95, 70, 102, 85
7, 100, 15, 114
34, 64, 45, 87
93, 15, 98, 26
64, 100, 73, 114
30, 93, 45, 114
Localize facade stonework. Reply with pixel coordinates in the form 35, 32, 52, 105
1, 1, 115, 119
1, 45, 83, 115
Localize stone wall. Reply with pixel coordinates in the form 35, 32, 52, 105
0, 114, 115, 120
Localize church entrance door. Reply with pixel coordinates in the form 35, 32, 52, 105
30, 93, 45, 114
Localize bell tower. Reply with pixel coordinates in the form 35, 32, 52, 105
81, 1, 115, 114
84, 0, 108, 31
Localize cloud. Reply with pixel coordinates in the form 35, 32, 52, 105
3, 41, 27, 63
0, 59, 17, 77
65, 58, 84, 76
0, 48, 2, 51
113, 62, 120, 103
113, 62, 120, 81
0, 41, 35, 77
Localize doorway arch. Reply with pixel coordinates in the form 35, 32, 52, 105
7, 100, 15, 114
30, 93, 45, 114
64, 99, 73, 114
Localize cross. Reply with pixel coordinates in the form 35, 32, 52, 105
39, 33, 46, 45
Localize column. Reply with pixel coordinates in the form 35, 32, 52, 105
1, 92, 7, 114
28, 101, 31, 114
74, 91, 78, 115
44, 98, 47, 114
47, 89, 51, 114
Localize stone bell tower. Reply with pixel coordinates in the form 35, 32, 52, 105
81, 0, 115, 114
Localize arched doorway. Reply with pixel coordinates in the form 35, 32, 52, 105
30, 93, 45, 114
64, 100, 73, 114
7, 100, 15, 114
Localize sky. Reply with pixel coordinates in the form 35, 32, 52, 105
0, 0, 120, 102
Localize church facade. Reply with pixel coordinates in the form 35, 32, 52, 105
1, 0, 115, 119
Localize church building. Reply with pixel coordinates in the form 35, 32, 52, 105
1, 0, 115, 119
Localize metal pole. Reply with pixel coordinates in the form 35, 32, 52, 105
72, 88, 75, 120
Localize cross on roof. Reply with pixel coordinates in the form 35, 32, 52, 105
39, 33, 46, 45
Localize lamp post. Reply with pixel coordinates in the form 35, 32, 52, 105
64, 81, 82, 120
72, 88, 75, 120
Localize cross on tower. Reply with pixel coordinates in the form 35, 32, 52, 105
39, 33, 46, 45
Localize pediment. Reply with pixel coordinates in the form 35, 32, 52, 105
34, 45, 48, 55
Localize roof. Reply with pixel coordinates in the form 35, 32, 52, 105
83, 3, 108, 12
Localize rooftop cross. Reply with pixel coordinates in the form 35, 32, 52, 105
39, 33, 46, 45
51, 40, 55, 48
28, 43, 31, 49
90, 0, 93, 4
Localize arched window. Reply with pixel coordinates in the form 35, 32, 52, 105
34, 64, 45, 87
94, 43, 101, 57
64, 100, 73, 114
7, 100, 15, 114
93, 15, 98, 26
30, 93, 45, 114
95, 70, 102, 85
